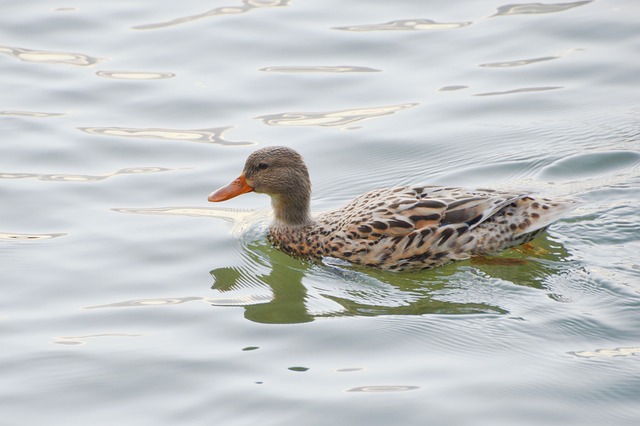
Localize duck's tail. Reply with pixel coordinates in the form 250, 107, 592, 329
472, 195, 579, 255
515, 195, 580, 234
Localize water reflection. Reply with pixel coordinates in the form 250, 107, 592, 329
0, 45, 101, 66
111, 205, 573, 324
0, 110, 65, 118
95, 71, 176, 80
438, 85, 469, 92
132, 0, 292, 30
52, 333, 142, 346
207, 235, 572, 324
0, 232, 67, 241
333, 19, 472, 32
481, 56, 559, 68
346, 385, 420, 393
474, 86, 562, 96
570, 346, 640, 358
74, 235, 572, 324
479, 49, 581, 68
490, 1, 592, 17
210, 260, 315, 324
0, 167, 178, 183
256, 103, 418, 129
78, 125, 253, 146
84, 297, 204, 309
113, 206, 269, 237
259, 65, 381, 73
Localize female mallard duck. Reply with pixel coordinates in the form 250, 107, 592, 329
208, 146, 575, 271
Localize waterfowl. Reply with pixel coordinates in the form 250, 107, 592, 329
208, 146, 575, 271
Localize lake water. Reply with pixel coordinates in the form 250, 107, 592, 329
2, 0, 640, 425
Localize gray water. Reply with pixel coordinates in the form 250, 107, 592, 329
2, 1, 640, 425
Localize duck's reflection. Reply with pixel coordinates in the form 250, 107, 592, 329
107, 205, 572, 324
211, 263, 313, 323
208, 235, 572, 324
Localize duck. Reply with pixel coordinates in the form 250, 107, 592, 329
208, 146, 576, 271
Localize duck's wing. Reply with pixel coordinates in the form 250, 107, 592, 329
347, 186, 524, 237
318, 186, 523, 268
436, 187, 528, 229
318, 186, 577, 270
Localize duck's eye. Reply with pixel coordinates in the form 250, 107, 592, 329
258, 163, 269, 170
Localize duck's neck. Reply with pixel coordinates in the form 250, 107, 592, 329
270, 190, 313, 228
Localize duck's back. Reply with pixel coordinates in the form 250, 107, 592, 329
274, 185, 576, 271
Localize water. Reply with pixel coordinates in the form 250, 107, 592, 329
2, 0, 640, 425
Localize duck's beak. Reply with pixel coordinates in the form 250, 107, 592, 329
208, 174, 254, 202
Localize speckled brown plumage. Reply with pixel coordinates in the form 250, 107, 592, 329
209, 146, 577, 271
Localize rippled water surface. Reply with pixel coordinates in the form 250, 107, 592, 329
2, 1, 640, 425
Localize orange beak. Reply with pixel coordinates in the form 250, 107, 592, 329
208, 174, 254, 202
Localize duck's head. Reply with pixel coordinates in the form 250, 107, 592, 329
208, 146, 312, 226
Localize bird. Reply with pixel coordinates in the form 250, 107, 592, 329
208, 146, 576, 271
